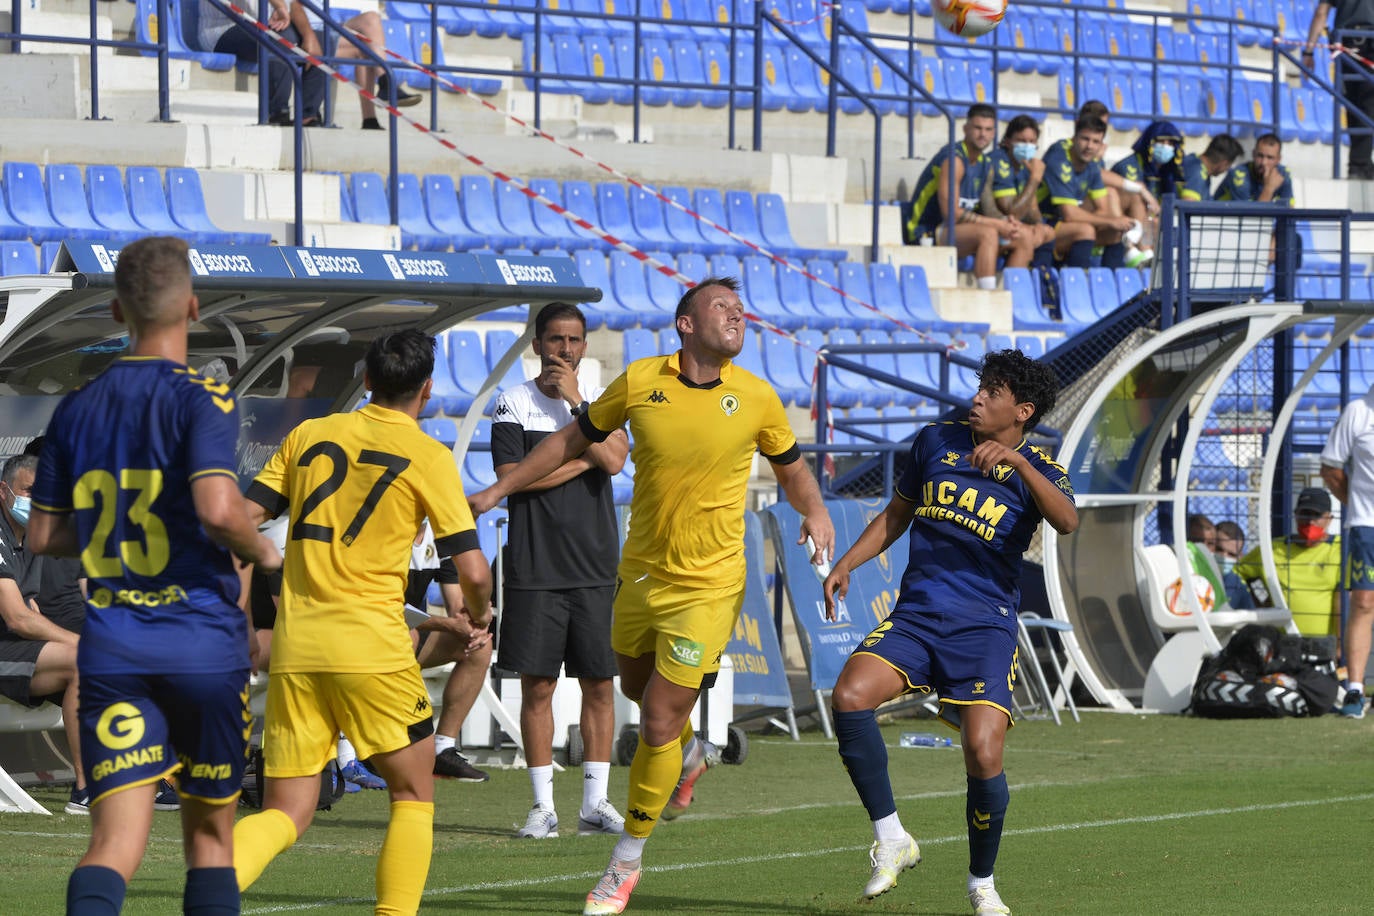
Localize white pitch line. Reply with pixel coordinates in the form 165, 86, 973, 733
242, 792, 1374, 913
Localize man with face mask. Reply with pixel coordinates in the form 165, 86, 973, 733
0, 452, 88, 812
492, 301, 631, 840
1235, 488, 1342, 639
1214, 520, 1254, 611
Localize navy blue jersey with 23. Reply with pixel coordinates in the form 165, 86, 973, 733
893, 421, 1074, 630
32, 357, 247, 676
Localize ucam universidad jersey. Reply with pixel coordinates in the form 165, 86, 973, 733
31, 357, 247, 676
893, 421, 1075, 631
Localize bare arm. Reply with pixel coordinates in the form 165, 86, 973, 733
1006, 159, 1045, 221
967, 441, 1079, 535
26, 510, 78, 558
823, 494, 917, 619
448, 548, 493, 629
773, 457, 835, 564
1305, 3, 1332, 56
584, 427, 629, 475
1322, 463, 1349, 504
194, 476, 282, 570
0, 580, 77, 646
1057, 199, 1134, 233
471, 421, 592, 515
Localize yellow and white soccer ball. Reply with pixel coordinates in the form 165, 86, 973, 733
1165, 573, 1216, 616
933, 0, 1008, 38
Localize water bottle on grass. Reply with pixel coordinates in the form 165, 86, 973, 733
899, 732, 953, 748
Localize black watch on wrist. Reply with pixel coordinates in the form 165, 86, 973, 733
570, 400, 590, 417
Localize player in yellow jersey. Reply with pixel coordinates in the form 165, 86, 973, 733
470, 277, 834, 915
234, 329, 493, 915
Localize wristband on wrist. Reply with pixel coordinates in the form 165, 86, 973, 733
1122, 179, 1143, 194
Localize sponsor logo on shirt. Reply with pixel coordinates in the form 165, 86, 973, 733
941, 451, 961, 467
669, 637, 704, 667
646, 389, 670, 404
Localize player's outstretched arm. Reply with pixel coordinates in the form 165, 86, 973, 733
471, 421, 592, 515
26, 509, 78, 558
193, 476, 282, 571
823, 493, 917, 621
773, 457, 835, 566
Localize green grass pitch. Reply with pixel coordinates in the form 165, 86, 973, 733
5, 712, 1372, 914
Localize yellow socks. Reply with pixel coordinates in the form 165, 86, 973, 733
375, 800, 434, 916
232, 808, 297, 892
624, 737, 681, 839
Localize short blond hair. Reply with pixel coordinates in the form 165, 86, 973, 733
113, 236, 192, 328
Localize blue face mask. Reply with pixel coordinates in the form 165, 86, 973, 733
9, 495, 30, 528
1151, 142, 1176, 165
1012, 142, 1038, 163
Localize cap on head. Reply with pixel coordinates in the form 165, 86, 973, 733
1295, 487, 1331, 516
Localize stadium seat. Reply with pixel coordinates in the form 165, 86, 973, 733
858, 329, 921, 406
740, 255, 805, 329
446, 329, 491, 406
484, 329, 529, 391
420, 417, 459, 449
733, 327, 768, 380
167, 168, 266, 244
492, 179, 546, 246
1058, 267, 1097, 328
424, 335, 471, 415
868, 51, 912, 117
757, 192, 836, 260
999, 16, 1037, 75
698, 41, 738, 104
723, 189, 767, 252
45, 164, 123, 243
595, 183, 651, 251
805, 259, 865, 331
86, 165, 151, 242
1087, 267, 1122, 317
420, 173, 488, 250
942, 58, 974, 105
125, 166, 192, 240
1004, 266, 1059, 331
392, 173, 452, 251
574, 249, 638, 330
462, 418, 497, 489
583, 33, 633, 105
4, 162, 79, 244
797, 329, 859, 407
138, 0, 235, 70
629, 186, 689, 254
672, 40, 727, 108
609, 250, 663, 324
609, 37, 671, 106
459, 176, 522, 251
1116, 266, 1147, 303
692, 188, 750, 255
1289, 86, 1322, 144
782, 45, 826, 114
837, 262, 892, 331
0, 242, 38, 276
527, 177, 597, 250
899, 264, 983, 334
731, 41, 790, 111
40, 241, 62, 272
642, 251, 685, 325
891, 329, 943, 396
408, 21, 502, 95
623, 327, 660, 364
563, 180, 610, 249
760, 328, 813, 405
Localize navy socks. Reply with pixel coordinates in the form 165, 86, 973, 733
966, 772, 1010, 879
67, 865, 126, 916
834, 708, 897, 821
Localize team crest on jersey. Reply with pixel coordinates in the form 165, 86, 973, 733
940, 451, 961, 467
646, 389, 670, 404
992, 464, 1014, 482
862, 620, 892, 648
720, 393, 740, 416
1056, 475, 1075, 495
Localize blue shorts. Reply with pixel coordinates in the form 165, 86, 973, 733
79, 670, 251, 806
1347, 527, 1374, 591
851, 606, 1019, 726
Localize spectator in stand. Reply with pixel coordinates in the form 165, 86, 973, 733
289, 2, 422, 130
1214, 520, 1255, 611
197, 0, 326, 126
1179, 135, 1244, 201
1304, 1, 1374, 180
905, 104, 1035, 291
1038, 115, 1138, 269
1321, 384, 1374, 717
1216, 134, 1295, 206
1235, 488, 1341, 638
980, 114, 1060, 270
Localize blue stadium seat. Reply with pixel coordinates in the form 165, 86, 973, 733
389, 0, 467, 34
827, 328, 889, 407
899, 264, 981, 334
4, 162, 76, 244
420, 417, 459, 449
733, 326, 768, 380
1156, 75, 1184, 123
0, 242, 38, 276
527, 177, 597, 250
891, 329, 942, 396
731, 41, 788, 111
868, 50, 912, 117
760, 328, 811, 405
167, 168, 262, 244
563, 180, 610, 249
1058, 267, 1096, 328
522, 34, 577, 95
1004, 266, 1059, 331
610, 37, 671, 106
741, 255, 805, 329
140, 0, 234, 70
999, 16, 1037, 75
1087, 267, 1121, 317
757, 192, 836, 260
708, 253, 741, 283
836, 261, 889, 331
423, 334, 470, 415
39, 241, 61, 272
45, 164, 121, 243
698, 41, 738, 105
410, 21, 501, 94
609, 250, 661, 324
967, 58, 993, 106
1116, 266, 1146, 303
484, 329, 529, 391
797, 329, 857, 407
672, 40, 727, 108
463, 418, 497, 489
831, 48, 879, 116
459, 176, 522, 251
492, 179, 545, 245
421, 174, 487, 250
859, 329, 921, 406
125, 166, 190, 239
807, 259, 868, 330
84, 165, 147, 241
447, 329, 490, 405
393, 173, 452, 251
942, 58, 974, 105
556, 33, 608, 103
1108, 71, 1145, 130
629, 186, 689, 254
574, 249, 638, 330
642, 251, 684, 326
350, 171, 392, 227
868, 262, 905, 328
595, 183, 650, 251
783, 45, 826, 113
623, 327, 660, 364
1289, 86, 1322, 144
723, 189, 767, 251
580, 33, 632, 105
774, 259, 821, 328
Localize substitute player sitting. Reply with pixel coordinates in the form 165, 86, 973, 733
823, 350, 1078, 916
233, 329, 492, 915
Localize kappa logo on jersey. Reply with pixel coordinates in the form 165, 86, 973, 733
646, 389, 671, 404
720, 393, 740, 416
413, 696, 431, 716
941, 451, 961, 467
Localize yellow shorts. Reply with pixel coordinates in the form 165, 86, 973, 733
261, 667, 434, 778
612, 568, 745, 689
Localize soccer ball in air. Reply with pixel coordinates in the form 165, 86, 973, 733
933, 0, 1007, 38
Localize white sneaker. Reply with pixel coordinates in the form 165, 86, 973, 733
969, 883, 1012, 915
862, 833, 920, 898
1123, 219, 1143, 247
517, 803, 559, 838
578, 798, 625, 836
